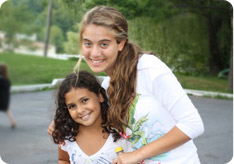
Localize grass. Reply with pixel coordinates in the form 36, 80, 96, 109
0, 53, 105, 85
0, 52, 232, 94
175, 73, 232, 93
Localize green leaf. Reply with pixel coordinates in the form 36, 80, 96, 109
131, 135, 141, 146
128, 94, 140, 126
134, 114, 148, 132
131, 131, 148, 146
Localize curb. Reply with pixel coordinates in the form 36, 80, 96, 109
10, 76, 107, 93
10, 76, 233, 99
184, 89, 233, 99
11, 84, 54, 93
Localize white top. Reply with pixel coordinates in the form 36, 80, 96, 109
60, 134, 133, 164
102, 54, 204, 164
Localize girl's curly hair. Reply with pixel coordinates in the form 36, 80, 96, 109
52, 71, 118, 144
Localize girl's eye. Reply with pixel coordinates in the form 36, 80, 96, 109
82, 98, 88, 103
68, 104, 76, 110
84, 42, 91, 47
101, 43, 108, 48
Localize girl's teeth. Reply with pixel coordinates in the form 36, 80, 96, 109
82, 114, 90, 120
92, 60, 102, 63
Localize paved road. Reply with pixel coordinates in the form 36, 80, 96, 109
0, 91, 232, 164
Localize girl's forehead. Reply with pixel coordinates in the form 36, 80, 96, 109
68, 87, 88, 94
82, 24, 115, 40
65, 88, 93, 99
84, 24, 110, 31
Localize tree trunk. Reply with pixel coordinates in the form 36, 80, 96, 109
228, 17, 233, 91
208, 15, 223, 75
43, 0, 53, 57
228, 52, 233, 91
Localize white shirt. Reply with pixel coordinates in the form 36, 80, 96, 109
60, 134, 133, 164
102, 54, 204, 164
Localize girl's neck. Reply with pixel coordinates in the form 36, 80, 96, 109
76, 126, 109, 156
79, 125, 104, 135
78, 121, 106, 136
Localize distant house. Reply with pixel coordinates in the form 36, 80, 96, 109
0, 30, 7, 43
0, 31, 56, 57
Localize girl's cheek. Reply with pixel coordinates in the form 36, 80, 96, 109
82, 48, 89, 56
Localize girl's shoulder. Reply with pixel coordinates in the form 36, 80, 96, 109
137, 54, 169, 71
137, 54, 172, 77
59, 140, 75, 152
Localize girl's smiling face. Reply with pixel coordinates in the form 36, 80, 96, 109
81, 24, 125, 76
65, 87, 104, 129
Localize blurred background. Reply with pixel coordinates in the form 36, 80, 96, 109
0, 0, 233, 164
0, 0, 232, 93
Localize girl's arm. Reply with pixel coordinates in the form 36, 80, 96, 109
58, 145, 70, 164
152, 73, 204, 139
113, 72, 204, 163
47, 120, 55, 137
113, 126, 190, 163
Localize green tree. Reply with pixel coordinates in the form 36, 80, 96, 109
11, 0, 45, 15
175, 0, 232, 75
53, 0, 232, 77
128, 13, 210, 75
50, 25, 65, 53
57, 0, 86, 21
0, 1, 34, 47
64, 31, 79, 54
52, 1, 76, 37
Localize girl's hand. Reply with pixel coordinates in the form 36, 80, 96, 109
113, 151, 143, 164
47, 120, 55, 136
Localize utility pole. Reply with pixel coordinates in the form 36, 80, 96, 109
43, 0, 53, 57
228, 15, 233, 91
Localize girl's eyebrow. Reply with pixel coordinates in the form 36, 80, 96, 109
82, 38, 90, 42
99, 39, 111, 42
66, 96, 87, 105
79, 96, 90, 101
66, 103, 74, 107
82, 38, 111, 42
79, 96, 86, 100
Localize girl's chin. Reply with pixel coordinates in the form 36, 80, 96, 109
90, 67, 105, 73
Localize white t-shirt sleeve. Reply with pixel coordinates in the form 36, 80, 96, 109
101, 76, 110, 91
152, 73, 204, 139
60, 141, 68, 152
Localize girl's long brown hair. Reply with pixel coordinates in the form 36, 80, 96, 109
79, 6, 143, 133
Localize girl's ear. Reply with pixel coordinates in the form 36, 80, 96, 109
99, 93, 104, 103
118, 39, 126, 51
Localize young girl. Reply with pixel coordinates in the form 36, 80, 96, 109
52, 71, 132, 163
49, 6, 204, 164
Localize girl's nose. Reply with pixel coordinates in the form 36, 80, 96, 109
90, 45, 100, 57
77, 106, 85, 115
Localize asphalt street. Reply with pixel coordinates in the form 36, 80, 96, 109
0, 91, 233, 164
